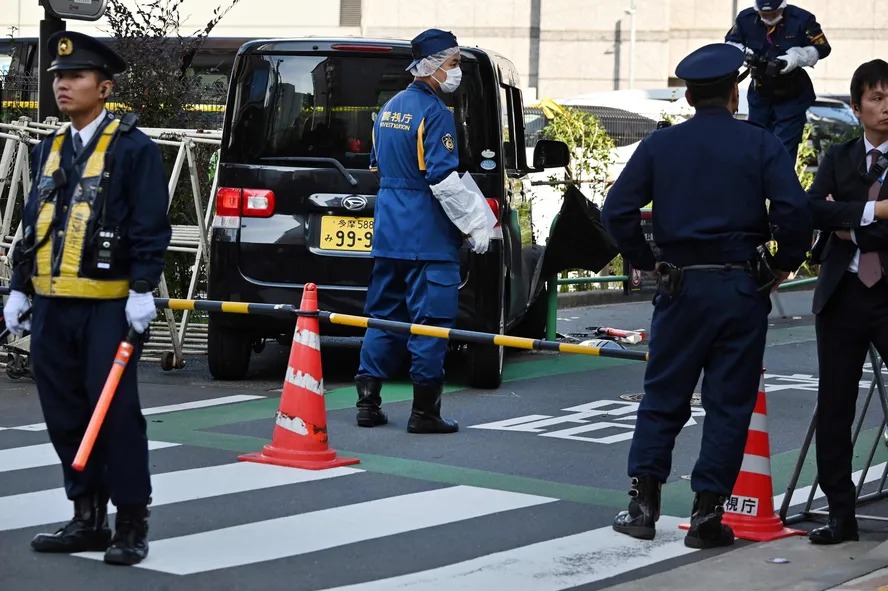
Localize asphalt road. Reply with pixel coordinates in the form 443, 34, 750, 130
2, 288, 888, 590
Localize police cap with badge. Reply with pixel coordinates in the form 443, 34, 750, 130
47, 30, 127, 77
406, 28, 458, 72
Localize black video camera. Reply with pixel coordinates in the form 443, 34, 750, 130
746, 54, 788, 79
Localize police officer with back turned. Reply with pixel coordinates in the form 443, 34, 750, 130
354, 29, 492, 434
601, 43, 812, 549
725, 0, 831, 164
3, 31, 171, 566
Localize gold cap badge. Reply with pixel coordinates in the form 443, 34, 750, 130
58, 37, 73, 57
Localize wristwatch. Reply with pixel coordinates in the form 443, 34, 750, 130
131, 280, 152, 294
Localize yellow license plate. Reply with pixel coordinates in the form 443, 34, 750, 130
320, 216, 374, 252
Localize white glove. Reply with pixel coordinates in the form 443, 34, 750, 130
468, 224, 491, 255
125, 290, 157, 334
3, 290, 31, 337
777, 51, 800, 74
779, 46, 819, 74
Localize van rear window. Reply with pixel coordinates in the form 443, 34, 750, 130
225, 53, 494, 171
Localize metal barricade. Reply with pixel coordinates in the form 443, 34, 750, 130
779, 345, 888, 524
0, 117, 220, 370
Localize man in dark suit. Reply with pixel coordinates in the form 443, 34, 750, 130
808, 58, 888, 545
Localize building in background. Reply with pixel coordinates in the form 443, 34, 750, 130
2, 0, 883, 101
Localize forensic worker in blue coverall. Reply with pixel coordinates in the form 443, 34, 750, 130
601, 43, 812, 549
725, 0, 831, 164
354, 29, 492, 434
3, 31, 171, 566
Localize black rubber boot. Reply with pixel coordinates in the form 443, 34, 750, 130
612, 475, 661, 540
104, 505, 150, 566
355, 376, 388, 427
406, 382, 458, 434
31, 494, 111, 553
684, 492, 735, 549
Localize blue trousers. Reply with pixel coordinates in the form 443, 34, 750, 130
357, 258, 460, 385
30, 296, 151, 506
627, 269, 769, 494
748, 88, 813, 165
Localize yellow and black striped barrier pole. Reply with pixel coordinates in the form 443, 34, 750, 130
0, 291, 648, 362
320, 311, 649, 362
155, 298, 649, 361
154, 298, 299, 317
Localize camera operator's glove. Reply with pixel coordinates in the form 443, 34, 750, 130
779, 46, 820, 74
3, 290, 30, 337
125, 290, 157, 334
468, 223, 491, 255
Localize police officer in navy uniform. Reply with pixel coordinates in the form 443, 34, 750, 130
3, 31, 171, 565
354, 29, 492, 434
725, 1, 831, 164
602, 44, 812, 548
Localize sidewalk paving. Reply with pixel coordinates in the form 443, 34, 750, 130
601, 531, 888, 591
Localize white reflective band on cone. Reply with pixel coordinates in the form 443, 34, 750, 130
739, 453, 771, 477
285, 367, 324, 395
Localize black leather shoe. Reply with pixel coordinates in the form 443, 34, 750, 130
31, 494, 111, 553
613, 475, 661, 540
407, 382, 458, 434
809, 516, 859, 545
104, 505, 149, 566
684, 492, 735, 549
355, 376, 388, 427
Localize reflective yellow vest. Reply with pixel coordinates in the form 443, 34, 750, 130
32, 120, 130, 299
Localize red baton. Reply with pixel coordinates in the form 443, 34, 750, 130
72, 328, 140, 472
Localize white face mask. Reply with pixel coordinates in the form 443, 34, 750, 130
438, 66, 462, 93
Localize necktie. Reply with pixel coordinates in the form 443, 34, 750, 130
72, 132, 84, 159
858, 148, 883, 287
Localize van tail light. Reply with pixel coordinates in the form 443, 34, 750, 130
486, 198, 503, 240
242, 189, 275, 217
215, 188, 276, 219
215, 187, 242, 217
485, 198, 501, 227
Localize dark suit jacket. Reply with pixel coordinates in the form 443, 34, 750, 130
809, 137, 888, 314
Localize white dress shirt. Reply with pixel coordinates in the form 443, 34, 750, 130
70, 109, 109, 152
847, 136, 888, 272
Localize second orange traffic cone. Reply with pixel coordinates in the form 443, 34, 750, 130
239, 283, 359, 470
720, 368, 804, 541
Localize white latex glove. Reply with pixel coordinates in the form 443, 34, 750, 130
125, 290, 157, 334
778, 51, 801, 74
3, 290, 31, 337
468, 224, 491, 255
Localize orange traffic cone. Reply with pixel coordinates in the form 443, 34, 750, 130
720, 368, 804, 541
239, 283, 359, 470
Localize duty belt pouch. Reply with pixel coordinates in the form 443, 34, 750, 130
656, 262, 683, 297
750, 245, 778, 293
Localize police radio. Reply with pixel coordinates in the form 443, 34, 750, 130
85, 113, 138, 277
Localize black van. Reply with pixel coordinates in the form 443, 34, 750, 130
208, 37, 569, 388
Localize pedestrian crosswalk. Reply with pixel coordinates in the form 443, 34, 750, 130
0, 427, 702, 589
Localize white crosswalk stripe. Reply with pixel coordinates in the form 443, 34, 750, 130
0, 441, 179, 474
322, 516, 696, 591
0, 461, 360, 532
77, 486, 557, 575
